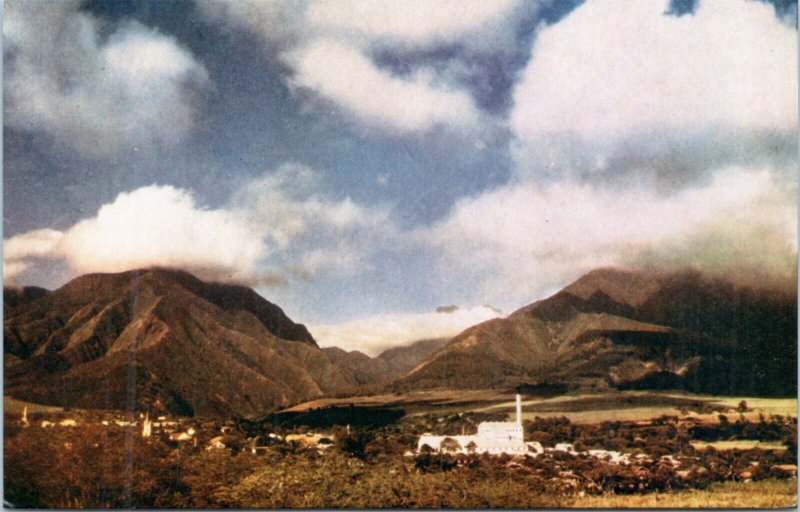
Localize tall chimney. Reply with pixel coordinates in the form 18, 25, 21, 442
516, 393, 522, 427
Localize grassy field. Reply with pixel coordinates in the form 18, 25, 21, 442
571, 479, 797, 508
9, 390, 796, 425
282, 389, 509, 413
287, 389, 797, 423
690, 440, 788, 451
478, 390, 797, 424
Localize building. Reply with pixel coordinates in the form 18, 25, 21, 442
417, 394, 527, 455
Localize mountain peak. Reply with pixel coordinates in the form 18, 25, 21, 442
4, 268, 349, 417
56, 267, 316, 347
562, 267, 662, 308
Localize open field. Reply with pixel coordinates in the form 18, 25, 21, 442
477, 391, 797, 424
287, 390, 797, 425
281, 389, 511, 414
690, 440, 787, 451
571, 479, 797, 508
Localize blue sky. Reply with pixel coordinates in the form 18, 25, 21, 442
4, 0, 797, 354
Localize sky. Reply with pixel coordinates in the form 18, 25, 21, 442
3, 0, 798, 355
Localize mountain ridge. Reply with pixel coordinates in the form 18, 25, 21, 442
4, 268, 351, 417
394, 267, 797, 397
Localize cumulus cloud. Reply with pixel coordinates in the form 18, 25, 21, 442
56, 186, 267, 282
287, 39, 481, 133
422, 167, 796, 308
232, 163, 391, 279
511, 0, 797, 142
4, 163, 389, 286
234, 163, 389, 248
4, 0, 208, 158
441, 0, 798, 309
310, 305, 502, 356
200, 0, 535, 134
3, 186, 268, 284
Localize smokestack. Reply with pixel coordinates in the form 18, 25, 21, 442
516, 393, 522, 427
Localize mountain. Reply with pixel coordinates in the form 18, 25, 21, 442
4, 286, 49, 309
395, 268, 797, 397
377, 338, 449, 375
4, 268, 353, 417
322, 347, 391, 385
323, 337, 450, 387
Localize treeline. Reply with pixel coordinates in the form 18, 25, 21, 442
523, 415, 796, 461
248, 405, 405, 431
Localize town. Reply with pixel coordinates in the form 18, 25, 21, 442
6, 391, 797, 508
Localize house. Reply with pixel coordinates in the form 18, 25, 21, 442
417, 394, 528, 455
285, 432, 334, 447
207, 436, 228, 450
169, 428, 196, 443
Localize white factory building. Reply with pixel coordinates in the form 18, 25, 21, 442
417, 394, 533, 455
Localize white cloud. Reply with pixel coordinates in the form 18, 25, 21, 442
233, 164, 390, 266
56, 186, 267, 282
287, 39, 481, 133
4, 1, 208, 158
306, 0, 521, 47
3, 229, 64, 284
511, 0, 797, 142
310, 305, 502, 356
3, 187, 265, 284
201, 1, 516, 134
4, 164, 390, 285
422, 167, 797, 308
236, 163, 387, 235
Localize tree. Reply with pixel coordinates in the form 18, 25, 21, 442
419, 443, 435, 454
440, 437, 461, 454
336, 429, 374, 459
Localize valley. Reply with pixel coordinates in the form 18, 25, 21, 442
4, 265, 797, 507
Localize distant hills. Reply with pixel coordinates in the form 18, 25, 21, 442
3, 268, 352, 417
393, 268, 797, 397
322, 338, 448, 386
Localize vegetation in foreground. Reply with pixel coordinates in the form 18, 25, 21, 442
572, 479, 797, 508
4, 401, 797, 509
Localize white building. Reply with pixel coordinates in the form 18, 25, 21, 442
417, 394, 527, 455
